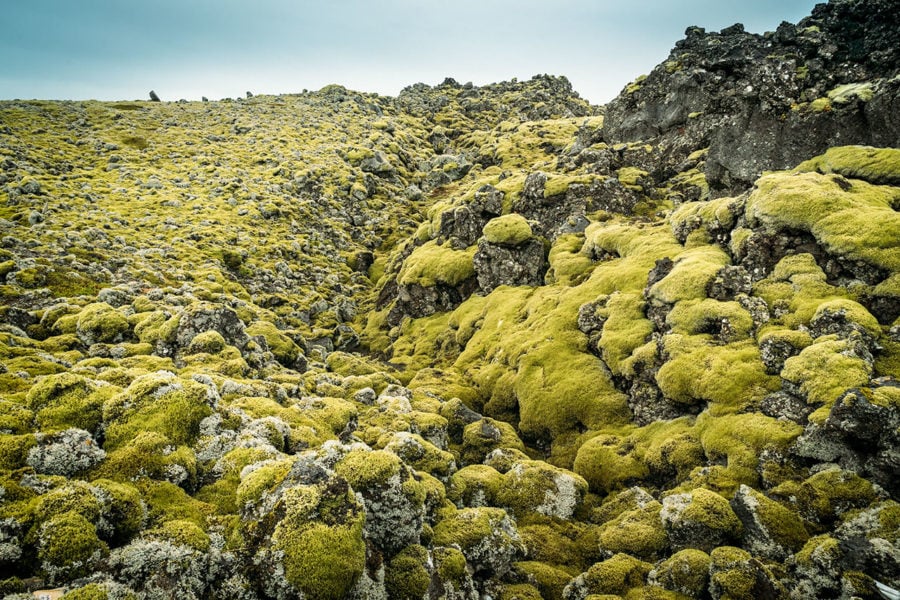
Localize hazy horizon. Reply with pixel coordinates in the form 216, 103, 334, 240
1, 0, 822, 105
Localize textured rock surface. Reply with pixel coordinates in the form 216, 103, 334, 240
0, 2, 898, 599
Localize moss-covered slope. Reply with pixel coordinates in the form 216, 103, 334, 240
1, 29, 899, 600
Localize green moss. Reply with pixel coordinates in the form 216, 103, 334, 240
652, 549, 711, 597
272, 485, 366, 600
666, 299, 754, 340
101, 371, 213, 450
0, 433, 36, 470
398, 241, 476, 287
246, 321, 303, 368
736, 485, 809, 553
696, 412, 802, 492
143, 519, 210, 551
499, 584, 543, 600
75, 302, 131, 344
656, 336, 780, 410
515, 561, 577, 599
95, 431, 198, 485
596, 501, 668, 560
826, 82, 874, 104
770, 467, 880, 527
186, 330, 226, 354
38, 511, 108, 582
746, 170, 900, 273
581, 553, 652, 596
781, 337, 872, 408
385, 544, 431, 600
62, 583, 111, 600
92, 479, 145, 543
235, 458, 293, 508
482, 214, 533, 246
460, 418, 526, 465
597, 292, 654, 376
573, 434, 649, 494
796, 145, 900, 186
433, 506, 518, 555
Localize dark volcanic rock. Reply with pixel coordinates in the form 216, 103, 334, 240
473, 238, 547, 294
602, 0, 900, 193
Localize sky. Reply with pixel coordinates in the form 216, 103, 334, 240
0, 0, 822, 105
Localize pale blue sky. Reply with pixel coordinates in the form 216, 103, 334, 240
1, 0, 821, 104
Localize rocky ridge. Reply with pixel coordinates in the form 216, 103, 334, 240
0, 1, 898, 599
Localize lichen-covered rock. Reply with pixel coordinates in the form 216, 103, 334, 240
649, 548, 711, 598
432, 507, 524, 577
26, 428, 106, 476
562, 553, 652, 600
708, 546, 783, 600
335, 448, 427, 555
730, 484, 809, 561
474, 237, 547, 294
660, 488, 743, 553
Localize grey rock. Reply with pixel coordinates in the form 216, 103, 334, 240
473, 237, 547, 294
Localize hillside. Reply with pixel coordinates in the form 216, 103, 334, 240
0, 1, 898, 599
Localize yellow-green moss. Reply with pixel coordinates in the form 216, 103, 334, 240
272, 485, 366, 600
143, 519, 210, 551
38, 511, 108, 581
796, 145, 900, 186
75, 302, 131, 344
652, 549, 711, 597
781, 337, 872, 408
826, 82, 874, 105
482, 214, 534, 246
746, 170, 900, 273
596, 501, 667, 559
398, 241, 476, 287
385, 544, 431, 600
581, 553, 652, 596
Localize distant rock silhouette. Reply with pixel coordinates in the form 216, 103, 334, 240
149, 90, 160, 102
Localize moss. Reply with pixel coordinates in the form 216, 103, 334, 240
546, 233, 595, 286
666, 298, 754, 340
61, 583, 112, 600
460, 418, 526, 465
92, 478, 145, 543
497, 460, 587, 519
186, 330, 226, 354
398, 240, 476, 287
447, 464, 502, 506
596, 501, 668, 560
482, 214, 533, 246
95, 431, 198, 486
235, 458, 293, 508
498, 584, 543, 600
102, 371, 213, 450
75, 302, 131, 344
38, 511, 108, 582
781, 337, 872, 407
143, 519, 210, 551
0, 434, 36, 470
696, 412, 802, 491
515, 561, 576, 599
246, 321, 303, 368
737, 485, 809, 552
597, 292, 654, 376
770, 467, 880, 527
432, 506, 517, 555
0, 399, 34, 434
656, 336, 780, 410
581, 553, 652, 596
708, 546, 781, 600
746, 170, 900, 273
796, 145, 900, 186
826, 82, 874, 105
385, 544, 431, 600
573, 434, 649, 494
273, 488, 366, 600
651, 549, 711, 597
647, 246, 730, 304
133, 310, 180, 347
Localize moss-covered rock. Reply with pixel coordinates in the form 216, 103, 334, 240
660, 488, 743, 553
